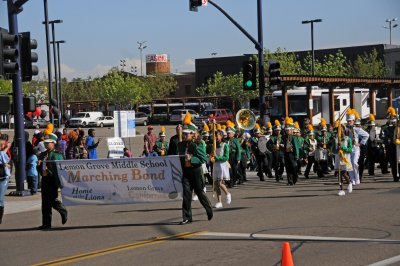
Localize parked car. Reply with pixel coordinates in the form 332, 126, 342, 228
88, 116, 114, 127
193, 109, 234, 125
170, 109, 199, 124
69, 112, 104, 127
32, 119, 49, 128
135, 112, 149, 126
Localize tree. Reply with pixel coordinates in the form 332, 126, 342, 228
264, 48, 305, 75
352, 49, 389, 77
302, 50, 351, 76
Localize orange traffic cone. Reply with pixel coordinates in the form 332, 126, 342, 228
281, 242, 294, 266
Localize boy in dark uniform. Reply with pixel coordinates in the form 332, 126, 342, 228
178, 114, 213, 224
282, 118, 300, 185
38, 133, 68, 229
267, 120, 285, 181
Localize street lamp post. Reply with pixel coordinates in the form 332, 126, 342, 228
137, 41, 147, 76
43, 19, 63, 127
383, 18, 398, 45
302, 19, 322, 76
51, 40, 65, 124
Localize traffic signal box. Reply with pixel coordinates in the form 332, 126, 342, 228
242, 60, 257, 91
268, 61, 281, 86
19, 32, 38, 82
0, 28, 18, 80
189, 0, 202, 12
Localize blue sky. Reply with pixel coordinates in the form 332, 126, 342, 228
0, 0, 399, 80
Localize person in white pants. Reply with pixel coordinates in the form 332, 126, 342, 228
345, 109, 369, 185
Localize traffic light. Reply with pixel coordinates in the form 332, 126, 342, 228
19, 32, 38, 82
23, 96, 36, 113
189, 0, 202, 12
242, 61, 257, 91
0, 28, 19, 80
268, 61, 281, 86
0, 95, 10, 113
50, 98, 60, 117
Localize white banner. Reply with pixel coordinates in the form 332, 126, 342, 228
57, 156, 183, 206
107, 137, 125, 158
114, 110, 136, 138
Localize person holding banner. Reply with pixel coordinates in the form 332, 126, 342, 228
86, 129, 101, 159
144, 125, 157, 157
168, 125, 182, 156
38, 133, 68, 230
178, 113, 213, 225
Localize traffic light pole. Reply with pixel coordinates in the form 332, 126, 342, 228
43, 0, 54, 124
205, 0, 266, 123
7, 0, 28, 196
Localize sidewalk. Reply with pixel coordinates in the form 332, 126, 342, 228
4, 178, 42, 215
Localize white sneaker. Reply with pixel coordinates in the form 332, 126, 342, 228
347, 183, 353, 193
337, 190, 346, 196
351, 181, 356, 185
203, 186, 207, 193
226, 193, 232, 204
192, 195, 199, 201
355, 180, 360, 185
214, 202, 223, 208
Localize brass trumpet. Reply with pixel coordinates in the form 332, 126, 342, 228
236, 109, 256, 130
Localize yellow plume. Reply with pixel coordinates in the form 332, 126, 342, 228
43, 129, 52, 135
285, 117, 291, 125
369, 114, 375, 121
217, 124, 221, 131
221, 125, 226, 130
203, 123, 210, 132
46, 123, 54, 132
308, 124, 314, 131
388, 107, 396, 116
275, 120, 281, 126
347, 108, 354, 115
334, 121, 340, 128
321, 118, 326, 127
255, 123, 260, 129
161, 126, 165, 133
182, 111, 192, 125
267, 122, 272, 128
294, 121, 300, 129
226, 120, 235, 129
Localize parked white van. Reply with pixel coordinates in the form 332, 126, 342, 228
69, 112, 104, 127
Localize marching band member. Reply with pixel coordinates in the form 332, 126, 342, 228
366, 114, 388, 176
239, 132, 251, 183
293, 121, 304, 176
252, 123, 273, 181
210, 125, 232, 208
226, 121, 241, 187
316, 118, 330, 176
303, 125, 318, 179
153, 127, 169, 156
345, 109, 369, 185
332, 122, 353, 196
267, 120, 285, 182
177, 112, 212, 224
383, 107, 400, 182
282, 117, 300, 186
202, 123, 214, 185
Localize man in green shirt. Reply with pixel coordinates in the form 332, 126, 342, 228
178, 122, 213, 225
38, 133, 68, 230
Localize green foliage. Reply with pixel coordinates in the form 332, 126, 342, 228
0, 80, 12, 94
303, 50, 351, 76
196, 71, 255, 106
265, 48, 305, 75
352, 49, 389, 77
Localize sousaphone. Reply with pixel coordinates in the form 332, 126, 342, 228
236, 109, 256, 130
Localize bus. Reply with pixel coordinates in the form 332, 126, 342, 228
270, 87, 371, 126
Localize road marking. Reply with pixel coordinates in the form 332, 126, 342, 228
196, 232, 400, 243
31, 231, 205, 266
368, 254, 400, 266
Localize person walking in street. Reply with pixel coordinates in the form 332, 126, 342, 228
0, 138, 11, 224
143, 125, 157, 157
210, 127, 231, 209
26, 142, 38, 195
178, 113, 212, 224
86, 129, 100, 159
37, 133, 68, 230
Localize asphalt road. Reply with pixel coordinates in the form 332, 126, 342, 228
1, 170, 400, 266
1, 125, 400, 265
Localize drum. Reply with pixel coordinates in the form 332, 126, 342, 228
315, 148, 327, 161
257, 137, 269, 154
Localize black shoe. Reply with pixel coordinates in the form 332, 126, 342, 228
260, 178, 265, 181
38, 225, 51, 230
382, 171, 390, 174
207, 212, 213, 221
179, 219, 192, 225
304, 175, 309, 179
268, 175, 273, 179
